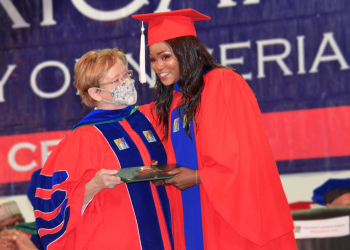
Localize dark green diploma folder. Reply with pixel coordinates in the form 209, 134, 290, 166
116, 164, 181, 184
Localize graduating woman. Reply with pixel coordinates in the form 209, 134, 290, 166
133, 9, 297, 250
33, 48, 184, 250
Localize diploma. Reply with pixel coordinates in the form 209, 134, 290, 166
116, 164, 180, 183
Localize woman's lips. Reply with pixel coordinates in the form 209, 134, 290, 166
158, 72, 169, 80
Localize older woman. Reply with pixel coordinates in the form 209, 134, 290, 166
33, 48, 184, 250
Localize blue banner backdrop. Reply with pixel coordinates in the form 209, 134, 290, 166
0, 0, 349, 195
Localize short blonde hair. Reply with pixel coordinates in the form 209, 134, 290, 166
74, 48, 127, 107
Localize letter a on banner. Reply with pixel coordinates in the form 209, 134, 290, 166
0, 0, 30, 28
310, 33, 350, 73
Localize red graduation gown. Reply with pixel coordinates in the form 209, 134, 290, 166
162, 69, 297, 249
34, 108, 185, 250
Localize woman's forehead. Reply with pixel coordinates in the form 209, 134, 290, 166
149, 42, 172, 55
106, 60, 126, 77
99, 60, 125, 84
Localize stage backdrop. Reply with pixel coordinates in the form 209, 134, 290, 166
0, 0, 349, 196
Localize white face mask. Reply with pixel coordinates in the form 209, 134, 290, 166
95, 78, 137, 106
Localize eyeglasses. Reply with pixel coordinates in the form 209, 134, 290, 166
100, 70, 133, 86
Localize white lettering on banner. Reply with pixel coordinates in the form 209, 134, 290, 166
297, 36, 306, 74
71, 0, 149, 21
0, 0, 30, 28
2, 0, 262, 28
126, 53, 156, 88
41, 140, 60, 166
243, 0, 260, 5
218, 0, 260, 8
218, 0, 237, 7
154, 0, 171, 13
294, 216, 350, 239
0, 65, 16, 102
75, 58, 80, 95
41, 0, 56, 26
220, 41, 252, 80
2, 33, 348, 99
8, 142, 37, 172
257, 38, 293, 78
30, 61, 71, 99
309, 32, 350, 73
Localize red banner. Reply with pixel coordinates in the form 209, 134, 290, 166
1, 105, 349, 185
0, 131, 69, 183
263, 105, 350, 161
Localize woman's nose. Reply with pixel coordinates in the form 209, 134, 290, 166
120, 73, 129, 82
156, 61, 164, 71
120, 75, 126, 82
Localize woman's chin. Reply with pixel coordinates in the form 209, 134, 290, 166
160, 80, 176, 86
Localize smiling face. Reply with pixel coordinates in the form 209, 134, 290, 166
149, 42, 180, 86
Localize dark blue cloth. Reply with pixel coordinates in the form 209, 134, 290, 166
170, 88, 204, 250
94, 109, 172, 250
26, 169, 44, 250
72, 105, 134, 130
174, 81, 180, 92
35, 108, 173, 250
26, 169, 42, 207
30, 234, 44, 250
312, 178, 350, 205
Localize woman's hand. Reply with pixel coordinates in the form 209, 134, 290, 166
151, 160, 158, 166
84, 169, 122, 205
0, 229, 38, 250
91, 169, 122, 190
0, 231, 17, 250
150, 160, 166, 187
164, 167, 200, 191
152, 180, 166, 186
0, 215, 24, 231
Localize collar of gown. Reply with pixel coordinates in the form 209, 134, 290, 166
72, 105, 135, 130
173, 68, 212, 92
174, 81, 180, 92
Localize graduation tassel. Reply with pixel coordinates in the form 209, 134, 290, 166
139, 21, 146, 84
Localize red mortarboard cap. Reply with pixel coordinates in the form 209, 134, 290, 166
132, 9, 211, 46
